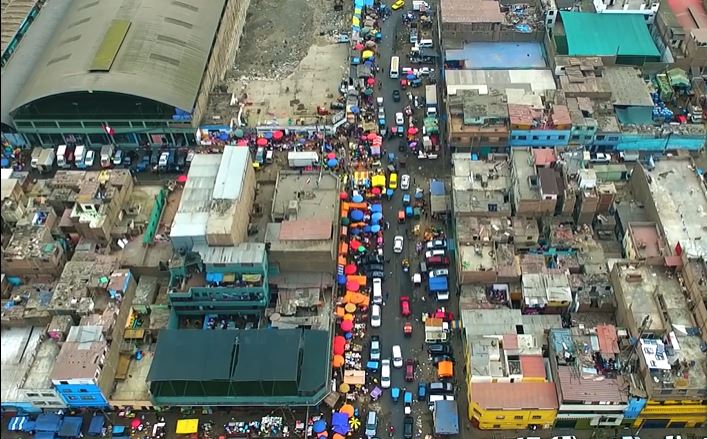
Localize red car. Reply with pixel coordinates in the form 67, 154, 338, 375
405, 359, 415, 382
400, 296, 411, 317
426, 256, 450, 267
431, 309, 454, 322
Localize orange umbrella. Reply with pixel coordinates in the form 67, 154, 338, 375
343, 313, 354, 321
344, 303, 356, 313
339, 404, 355, 418
333, 434, 345, 439
332, 355, 345, 368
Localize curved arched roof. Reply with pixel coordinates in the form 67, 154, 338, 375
10, 0, 227, 114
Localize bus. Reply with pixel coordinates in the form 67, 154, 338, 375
390, 56, 400, 79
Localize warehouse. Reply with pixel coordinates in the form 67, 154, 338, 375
1, 0, 250, 148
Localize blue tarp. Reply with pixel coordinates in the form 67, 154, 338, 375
35, 414, 62, 432
205, 272, 224, 283
58, 416, 83, 438
429, 276, 448, 292
331, 412, 350, 435
88, 415, 105, 435
430, 179, 445, 196
35, 432, 56, 439
433, 400, 459, 435
8, 416, 28, 431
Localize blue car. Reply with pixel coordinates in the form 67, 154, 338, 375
417, 382, 427, 401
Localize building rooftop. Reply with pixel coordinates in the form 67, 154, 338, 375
511, 148, 540, 200
558, 12, 660, 58
441, 0, 504, 24
459, 285, 510, 309
461, 308, 562, 341
271, 171, 339, 221
471, 382, 558, 409
445, 42, 546, 69
1, 325, 43, 403
646, 159, 707, 259
626, 223, 666, 260
193, 243, 266, 266
456, 216, 514, 244
447, 91, 509, 123
445, 69, 557, 97
2, 207, 58, 262
522, 271, 572, 308
459, 243, 496, 273
23, 338, 61, 390
603, 67, 654, 107
170, 154, 221, 241
664, 0, 707, 35
212, 146, 250, 201
452, 155, 511, 215
51, 325, 107, 381
469, 333, 543, 380
0, 0, 41, 55
50, 255, 120, 314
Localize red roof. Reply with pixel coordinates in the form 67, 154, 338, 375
279, 219, 332, 241
502, 334, 519, 350
532, 148, 557, 167
556, 366, 627, 403
596, 324, 619, 355
520, 355, 547, 379
471, 382, 558, 410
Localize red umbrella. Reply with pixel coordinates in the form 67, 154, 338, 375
367, 77, 375, 86
237, 139, 248, 146
354, 43, 364, 50
327, 152, 337, 159
130, 419, 142, 429
339, 192, 349, 200
340, 320, 354, 332
176, 175, 188, 184
371, 187, 381, 195
407, 127, 418, 135
334, 335, 346, 346
346, 280, 359, 291
333, 343, 345, 355
256, 137, 268, 146
344, 264, 357, 275
367, 132, 378, 141
273, 130, 284, 140
349, 239, 362, 249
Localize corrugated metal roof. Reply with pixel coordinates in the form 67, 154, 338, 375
170, 154, 220, 239
471, 382, 558, 409
560, 12, 660, 58
10, 0, 226, 113
279, 219, 333, 241
193, 243, 266, 265
596, 324, 619, 355
212, 146, 249, 200
556, 366, 627, 403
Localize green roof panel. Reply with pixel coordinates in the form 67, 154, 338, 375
560, 12, 660, 58
90, 19, 131, 72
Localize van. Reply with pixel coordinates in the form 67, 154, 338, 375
372, 278, 383, 305
392, 345, 403, 368
418, 39, 433, 48
420, 261, 428, 274
428, 382, 454, 394
364, 411, 377, 437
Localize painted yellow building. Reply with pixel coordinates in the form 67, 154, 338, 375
469, 382, 558, 430
634, 400, 707, 429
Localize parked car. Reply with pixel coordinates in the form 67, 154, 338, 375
380, 360, 391, 389
367, 264, 385, 273
428, 382, 454, 395
84, 150, 95, 168
425, 249, 446, 258
112, 149, 123, 166
370, 335, 381, 361
394, 235, 404, 253
417, 382, 427, 401
405, 359, 415, 382
371, 304, 382, 328
392, 345, 403, 368
428, 344, 452, 356
403, 416, 413, 439
400, 174, 410, 190
426, 239, 447, 250
429, 268, 449, 277
370, 271, 386, 279
400, 296, 411, 317
391, 0, 405, 10
426, 256, 450, 267
395, 112, 404, 125
590, 153, 611, 163
393, 90, 401, 102
431, 355, 454, 365
365, 411, 378, 437
372, 278, 383, 305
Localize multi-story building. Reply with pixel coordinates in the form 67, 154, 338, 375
440, 0, 544, 44
446, 91, 509, 155
508, 103, 572, 147
654, 0, 707, 74
452, 154, 512, 217
510, 148, 558, 217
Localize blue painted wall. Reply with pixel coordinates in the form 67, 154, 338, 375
509, 129, 571, 147
0, 401, 42, 413
616, 135, 705, 151
54, 383, 109, 408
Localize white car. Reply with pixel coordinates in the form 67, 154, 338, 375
378, 107, 385, 119
426, 239, 447, 250
551, 436, 577, 439
392, 345, 403, 368
394, 235, 404, 253
400, 174, 410, 190
429, 268, 449, 277
371, 304, 382, 328
395, 112, 404, 125
425, 249, 446, 258
372, 278, 383, 305
415, 67, 434, 76
84, 150, 95, 167
381, 359, 391, 388
590, 152, 611, 163
377, 97, 384, 107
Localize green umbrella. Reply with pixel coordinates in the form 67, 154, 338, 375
364, 88, 373, 96
358, 246, 366, 253
234, 128, 244, 138
341, 217, 351, 226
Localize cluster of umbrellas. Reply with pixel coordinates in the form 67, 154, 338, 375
311, 405, 360, 439
326, 152, 339, 168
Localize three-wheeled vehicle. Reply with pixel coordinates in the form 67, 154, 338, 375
391, 387, 401, 402
417, 383, 427, 401
388, 152, 395, 163
405, 206, 413, 217
398, 210, 405, 223
403, 193, 411, 206
367, 361, 380, 372
404, 391, 413, 414
402, 258, 410, 273
371, 386, 383, 401
403, 322, 413, 337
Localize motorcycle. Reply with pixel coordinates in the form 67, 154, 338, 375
402, 259, 410, 273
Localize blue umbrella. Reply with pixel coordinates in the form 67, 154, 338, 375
407, 73, 416, 80
337, 274, 347, 285
313, 420, 327, 434
350, 210, 364, 221
370, 204, 382, 213
363, 225, 372, 233
386, 189, 394, 199
344, 332, 353, 340
299, 138, 306, 144
371, 224, 381, 233
352, 194, 364, 203
371, 212, 383, 222
327, 158, 338, 168
218, 132, 229, 141
350, 106, 360, 114
264, 131, 273, 139
350, 228, 361, 235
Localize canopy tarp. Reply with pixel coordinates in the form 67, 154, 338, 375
8, 416, 29, 432
433, 400, 459, 435
437, 360, 453, 378
88, 415, 105, 435
371, 174, 386, 188
58, 417, 83, 438
343, 369, 366, 385
176, 419, 199, 435
35, 414, 62, 433
35, 433, 56, 439
429, 276, 448, 292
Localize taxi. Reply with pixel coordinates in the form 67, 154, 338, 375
389, 172, 398, 189
392, 0, 405, 10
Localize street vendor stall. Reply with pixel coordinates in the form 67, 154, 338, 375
343, 369, 366, 386
176, 419, 199, 435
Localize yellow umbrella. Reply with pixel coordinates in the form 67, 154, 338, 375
354, 8, 362, 14
349, 417, 361, 430
352, 17, 360, 26
362, 50, 374, 59
339, 383, 351, 393
343, 313, 354, 321
344, 303, 356, 313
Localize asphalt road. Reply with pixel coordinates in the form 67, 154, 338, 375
369, 3, 458, 437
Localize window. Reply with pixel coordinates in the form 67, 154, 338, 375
79, 388, 88, 393
495, 415, 505, 420
595, 135, 606, 140
608, 136, 619, 141
41, 393, 54, 397
558, 135, 566, 140
514, 415, 524, 420
493, 424, 501, 428
571, 135, 580, 140
532, 135, 539, 140
518, 135, 527, 140
532, 415, 542, 420
67, 396, 79, 401
26, 392, 39, 397
80, 395, 96, 401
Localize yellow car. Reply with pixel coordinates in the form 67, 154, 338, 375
392, 0, 405, 10
389, 172, 398, 189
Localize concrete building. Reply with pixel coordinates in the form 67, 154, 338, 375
680, 255, 707, 344
170, 147, 256, 251
446, 91, 509, 155
622, 222, 669, 265
508, 102, 572, 147
1, 0, 251, 147
2, 205, 66, 278
440, 0, 544, 44
654, 0, 707, 74
461, 308, 562, 430
0, 169, 28, 226
452, 154, 512, 217
548, 325, 637, 429
445, 69, 557, 98
611, 263, 707, 428
521, 271, 572, 315
592, 0, 660, 23
265, 171, 340, 273
511, 148, 558, 217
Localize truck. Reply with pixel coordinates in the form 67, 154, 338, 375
287, 151, 319, 168
100, 144, 115, 168
413, 0, 430, 11
30, 147, 43, 169
56, 144, 68, 168
429, 276, 449, 301
74, 145, 87, 168
424, 316, 449, 343
425, 85, 438, 118
36, 148, 56, 173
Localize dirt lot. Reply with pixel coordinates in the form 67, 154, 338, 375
227, 0, 350, 125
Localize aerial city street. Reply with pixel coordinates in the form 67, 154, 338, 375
0, 0, 706, 438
